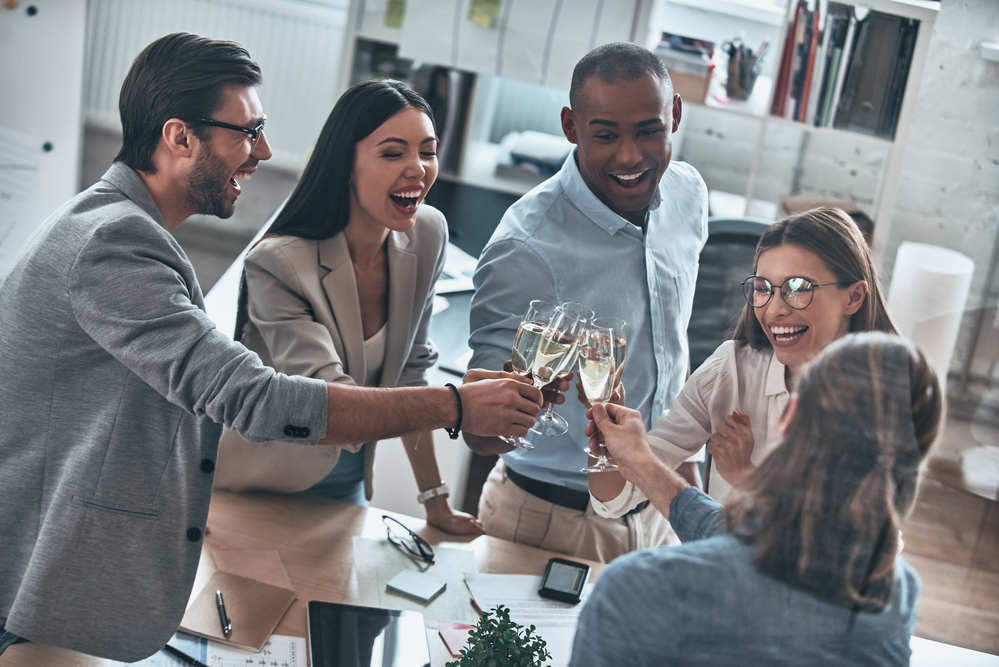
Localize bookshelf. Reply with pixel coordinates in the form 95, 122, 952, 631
676, 0, 938, 263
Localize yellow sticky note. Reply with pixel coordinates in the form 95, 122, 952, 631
468, 0, 501, 30
386, 0, 405, 28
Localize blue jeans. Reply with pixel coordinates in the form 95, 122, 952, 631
0, 615, 26, 654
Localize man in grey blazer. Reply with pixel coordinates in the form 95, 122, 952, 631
0, 33, 541, 661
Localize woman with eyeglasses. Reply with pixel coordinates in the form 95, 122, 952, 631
572, 333, 941, 665
212, 80, 494, 535
588, 207, 898, 513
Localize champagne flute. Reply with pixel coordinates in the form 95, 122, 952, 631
529, 302, 592, 437
501, 299, 554, 450
579, 317, 627, 473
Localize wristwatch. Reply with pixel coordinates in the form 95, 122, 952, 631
416, 482, 450, 504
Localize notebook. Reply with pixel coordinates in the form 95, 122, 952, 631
180, 570, 296, 652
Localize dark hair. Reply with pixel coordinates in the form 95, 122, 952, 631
265, 79, 436, 240
726, 332, 943, 611
732, 207, 897, 348
115, 33, 262, 172
569, 42, 672, 110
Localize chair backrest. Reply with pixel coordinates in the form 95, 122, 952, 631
687, 217, 772, 372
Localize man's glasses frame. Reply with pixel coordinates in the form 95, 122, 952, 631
742, 275, 851, 310
195, 117, 266, 145
381, 515, 435, 564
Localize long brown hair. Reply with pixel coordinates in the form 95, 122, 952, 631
732, 207, 897, 349
725, 332, 943, 611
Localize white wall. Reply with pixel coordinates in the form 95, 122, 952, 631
0, 0, 86, 279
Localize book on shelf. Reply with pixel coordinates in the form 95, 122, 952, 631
803, 2, 832, 127
771, 1, 920, 140
796, 3, 822, 123
770, 0, 801, 117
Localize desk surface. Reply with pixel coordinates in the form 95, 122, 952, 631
0, 490, 602, 667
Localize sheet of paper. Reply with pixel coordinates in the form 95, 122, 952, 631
116, 632, 306, 667
352, 536, 478, 624
0, 126, 44, 282
463, 573, 594, 667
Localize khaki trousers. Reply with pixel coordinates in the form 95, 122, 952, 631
477, 460, 678, 563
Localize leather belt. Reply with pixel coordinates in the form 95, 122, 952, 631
505, 466, 649, 517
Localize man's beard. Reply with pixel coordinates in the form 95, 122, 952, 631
186, 143, 235, 219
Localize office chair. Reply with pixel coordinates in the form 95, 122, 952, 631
688, 217, 773, 371
686, 216, 772, 489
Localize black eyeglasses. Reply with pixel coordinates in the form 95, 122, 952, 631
382, 515, 435, 564
742, 275, 850, 310
195, 117, 266, 145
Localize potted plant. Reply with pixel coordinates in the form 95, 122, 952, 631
447, 604, 552, 667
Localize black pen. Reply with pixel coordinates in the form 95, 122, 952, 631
215, 588, 232, 637
162, 642, 210, 667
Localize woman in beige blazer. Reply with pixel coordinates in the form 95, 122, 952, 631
216, 80, 483, 534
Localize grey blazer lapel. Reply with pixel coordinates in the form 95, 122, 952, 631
381, 230, 418, 387
319, 234, 365, 381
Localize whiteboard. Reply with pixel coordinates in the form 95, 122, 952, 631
0, 0, 86, 280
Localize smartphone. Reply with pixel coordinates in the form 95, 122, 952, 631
538, 557, 589, 604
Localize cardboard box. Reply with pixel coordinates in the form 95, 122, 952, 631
671, 69, 712, 104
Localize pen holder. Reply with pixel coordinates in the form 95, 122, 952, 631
725, 45, 762, 100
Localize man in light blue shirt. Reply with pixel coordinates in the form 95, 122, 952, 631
465, 43, 709, 562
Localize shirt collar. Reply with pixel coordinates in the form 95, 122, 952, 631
556, 149, 662, 237
765, 348, 789, 396
100, 162, 167, 228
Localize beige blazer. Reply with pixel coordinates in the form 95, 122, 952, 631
214, 206, 447, 497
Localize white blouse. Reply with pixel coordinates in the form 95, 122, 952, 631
592, 340, 791, 517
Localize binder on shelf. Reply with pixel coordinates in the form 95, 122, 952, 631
826, 9, 856, 129
834, 11, 913, 138
814, 4, 850, 127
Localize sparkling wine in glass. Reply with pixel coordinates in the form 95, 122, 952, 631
502, 300, 553, 449
530, 302, 592, 437
580, 317, 626, 473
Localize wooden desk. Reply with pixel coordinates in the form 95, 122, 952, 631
0, 490, 603, 666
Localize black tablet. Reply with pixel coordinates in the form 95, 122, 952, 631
306, 600, 430, 667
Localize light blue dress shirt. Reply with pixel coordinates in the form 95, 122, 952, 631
570, 488, 921, 666
468, 150, 708, 493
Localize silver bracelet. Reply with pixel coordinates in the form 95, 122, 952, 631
416, 482, 450, 504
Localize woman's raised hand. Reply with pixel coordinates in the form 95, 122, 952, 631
707, 411, 755, 487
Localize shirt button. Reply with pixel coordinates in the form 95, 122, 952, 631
657, 345, 664, 353
200, 458, 215, 473
186, 527, 202, 542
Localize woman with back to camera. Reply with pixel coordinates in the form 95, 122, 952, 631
572, 332, 942, 665
214, 80, 484, 533
588, 207, 898, 512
